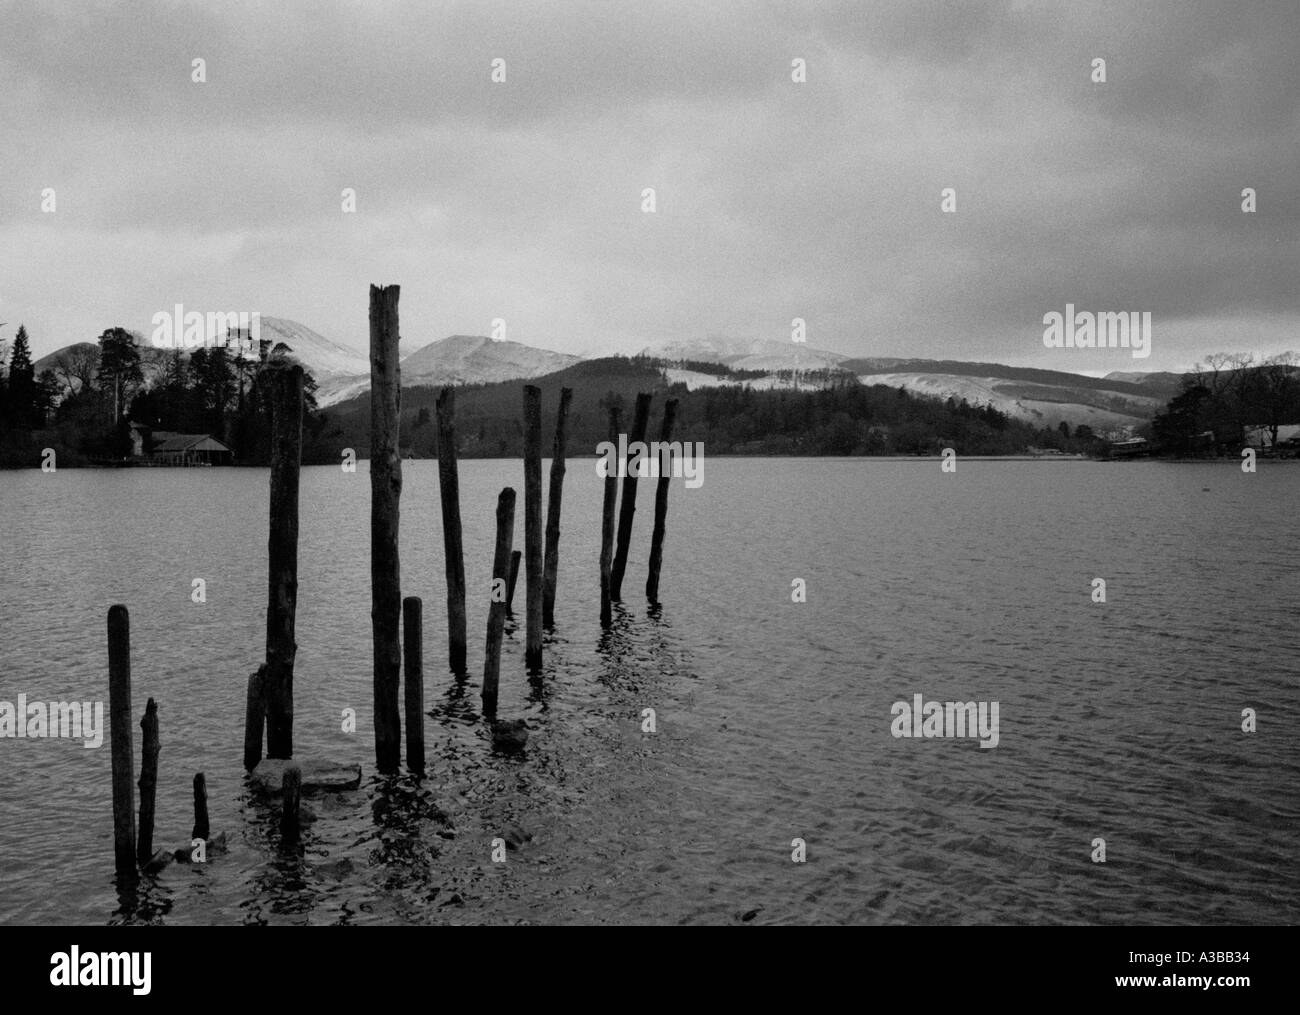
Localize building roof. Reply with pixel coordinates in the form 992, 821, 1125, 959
153, 433, 231, 453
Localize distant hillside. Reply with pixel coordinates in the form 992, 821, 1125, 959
320, 355, 1079, 459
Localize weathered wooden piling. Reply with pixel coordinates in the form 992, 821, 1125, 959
599, 406, 622, 628
542, 386, 573, 628
243, 666, 266, 772
646, 398, 679, 603
192, 773, 209, 842
610, 392, 652, 600
403, 596, 425, 775
483, 487, 517, 716
523, 385, 544, 670
370, 283, 403, 774
434, 387, 467, 675
265, 364, 303, 759
107, 604, 136, 876
280, 767, 301, 847
136, 698, 159, 865
505, 549, 521, 616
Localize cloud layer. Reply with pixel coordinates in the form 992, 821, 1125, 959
1, 0, 1296, 372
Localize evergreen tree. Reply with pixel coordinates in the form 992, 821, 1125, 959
96, 327, 143, 421
7, 326, 37, 429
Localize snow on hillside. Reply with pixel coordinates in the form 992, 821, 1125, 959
642, 335, 848, 372
861, 372, 1154, 429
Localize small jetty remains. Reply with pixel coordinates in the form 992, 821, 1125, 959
104, 282, 681, 879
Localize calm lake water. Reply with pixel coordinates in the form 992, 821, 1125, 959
0, 459, 1297, 925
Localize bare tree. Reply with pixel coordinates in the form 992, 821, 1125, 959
53, 345, 101, 396
1247, 352, 1300, 448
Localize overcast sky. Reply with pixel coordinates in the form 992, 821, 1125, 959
1, 0, 1296, 373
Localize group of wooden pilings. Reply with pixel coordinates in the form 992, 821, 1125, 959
107, 605, 213, 877
601, 392, 680, 626
235, 283, 680, 787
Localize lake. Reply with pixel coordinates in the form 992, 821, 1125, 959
0, 459, 1297, 925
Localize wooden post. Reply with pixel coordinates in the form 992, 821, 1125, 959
610, 392, 652, 600
192, 773, 209, 842
505, 550, 521, 616
434, 387, 467, 675
523, 385, 544, 670
403, 596, 425, 775
280, 767, 301, 847
646, 398, 679, 603
542, 387, 573, 629
265, 364, 302, 759
107, 604, 136, 876
483, 487, 516, 716
242, 666, 266, 772
370, 283, 403, 774
599, 406, 622, 628
136, 698, 159, 865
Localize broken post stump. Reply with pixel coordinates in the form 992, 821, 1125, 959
107, 604, 136, 877
243, 666, 266, 772
370, 283, 403, 774
523, 385, 543, 670
136, 698, 159, 866
280, 766, 301, 847
192, 772, 209, 842
265, 364, 303, 759
599, 405, 622, 628
484, 487, 517, 716
646, 397, 679, 603
610, 392, 652, 600
403, 596, 425, 775
542, 386, 573, 628
435, 387, 467, 675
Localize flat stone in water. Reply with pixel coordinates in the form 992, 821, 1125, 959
250, 758, 362, 794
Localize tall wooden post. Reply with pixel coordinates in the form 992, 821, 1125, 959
483, 488, 516, 716
646, 398, 679, 603
370, 283, 403, 774
523, 386, 544, 670
599, 406, 622, 628
435, 387, 467, 675
107, 604, 136, 876
542, 387, 573, 628
136, 698, 159, 865
610, 392, 652, 600
243, 666, 266, 772
403, 596, 425, 775
265, 364, 302, 759
505, 550, 522, 616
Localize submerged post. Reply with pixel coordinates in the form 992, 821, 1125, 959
280, 767, 301, 847
136, 698, 159, 865
243, 666, 266, 772
435, 388, 467, 675
107, 604, 136, 876
523, 386, 543, 670
646, 398, 679, 603
505, 549, 522, 616
370, 283, 403, 774
484, 487, 517, 716
265, 364, 303, 759
542, 386, 573, 629
192, 772, 210, 843
403, 596, 425, 775
599, 405, 622, 628
610, 392, 652, 600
